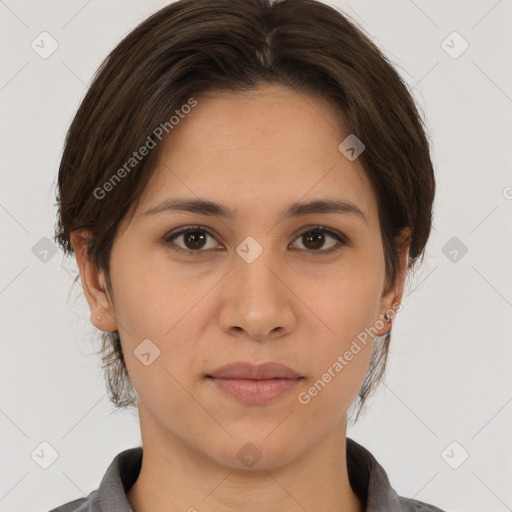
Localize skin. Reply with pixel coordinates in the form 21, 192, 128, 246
71, 83, 410, 512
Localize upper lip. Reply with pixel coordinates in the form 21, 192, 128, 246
207, 362, 302, 379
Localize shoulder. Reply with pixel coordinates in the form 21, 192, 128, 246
398, 495, 447, 511
48, 446, 141, 512
346, 437, 447, 512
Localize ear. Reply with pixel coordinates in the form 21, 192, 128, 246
375, 226, 411, 336
70, 230, 118, 333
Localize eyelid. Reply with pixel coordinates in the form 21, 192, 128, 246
163, 224, 350, 255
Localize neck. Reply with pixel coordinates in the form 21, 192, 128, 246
127, 407, 363, 512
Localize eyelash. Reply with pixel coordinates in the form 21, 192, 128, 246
163, 224, 350, 257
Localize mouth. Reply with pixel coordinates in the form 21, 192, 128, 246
206, 361, 304, 405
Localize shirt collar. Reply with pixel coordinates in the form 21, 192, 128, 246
346, 437, 402, 511
95, 437, 402, 512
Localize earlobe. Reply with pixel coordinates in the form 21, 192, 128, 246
70, 230, 118, 332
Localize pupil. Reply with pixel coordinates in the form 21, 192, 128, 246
185, 231, 206, 250
304, 230, 324, 250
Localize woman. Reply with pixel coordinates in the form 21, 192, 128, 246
51, 0, 444, 510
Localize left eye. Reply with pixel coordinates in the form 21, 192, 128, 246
164, 225, 349, 255
292, 227, 348, 253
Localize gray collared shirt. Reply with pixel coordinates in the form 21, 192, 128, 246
49, 437, 446, 512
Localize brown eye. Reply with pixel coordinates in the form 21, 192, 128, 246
164, 225, 219, 254
164, 225, 349, 257
291, 227, 349, 254
182, 230, 208, 250
302, 230, 326, 250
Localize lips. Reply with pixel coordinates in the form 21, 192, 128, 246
207, 361, 302, 380
206, 362, 304, 405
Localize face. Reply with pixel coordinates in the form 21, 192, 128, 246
74, 83, 408, 470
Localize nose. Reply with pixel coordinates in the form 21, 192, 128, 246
218, 243, 296, 342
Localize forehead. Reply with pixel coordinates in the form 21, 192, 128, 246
131, 84, 379, 228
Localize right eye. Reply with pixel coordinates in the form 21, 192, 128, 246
163, 225, 222, 255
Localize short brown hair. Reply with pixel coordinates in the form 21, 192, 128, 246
54, 0, 435, 423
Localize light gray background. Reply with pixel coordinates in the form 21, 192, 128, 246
1, 1, 511, 511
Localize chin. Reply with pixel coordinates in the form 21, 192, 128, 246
202, 435, 304, 471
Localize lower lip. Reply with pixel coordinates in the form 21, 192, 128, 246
208, 377, 302, 405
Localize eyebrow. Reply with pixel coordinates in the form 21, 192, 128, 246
141, 197, 368, 224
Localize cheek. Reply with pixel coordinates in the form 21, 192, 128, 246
125, 352, 210, 436
295, 332, 374, 429
293, 258, 383, 406
298, 257, 384, 343
339, 251, 386, 327
108, 250, 205, 339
